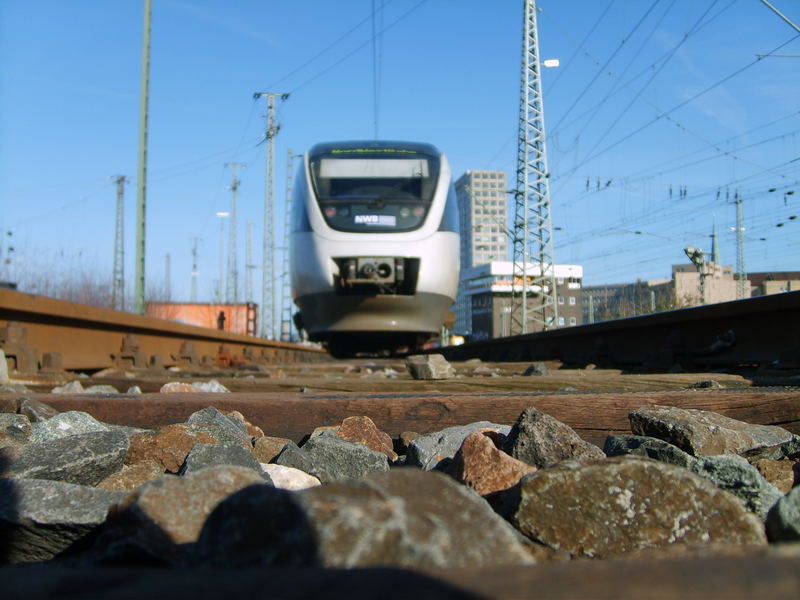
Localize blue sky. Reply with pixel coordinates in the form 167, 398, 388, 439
1, 0, 799, 311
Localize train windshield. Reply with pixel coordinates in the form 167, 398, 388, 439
309, 147, 440, 233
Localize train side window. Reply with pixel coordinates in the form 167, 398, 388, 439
438, 182, 460, 233
291, 167, 312, 232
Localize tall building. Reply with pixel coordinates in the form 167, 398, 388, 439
454, 170, 508, 334
455, 171, 509, 267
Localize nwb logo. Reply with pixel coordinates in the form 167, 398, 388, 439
353, 215, 396, 226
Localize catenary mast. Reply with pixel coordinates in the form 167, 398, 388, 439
225, 162, 244, 304
511, 0, 558, 334
280, 149, 300, 341
111, 175, 127, 311
254, 92, 289, 339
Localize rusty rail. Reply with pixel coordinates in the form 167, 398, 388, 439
440, 291, 800, 370
0, 288, 327, 372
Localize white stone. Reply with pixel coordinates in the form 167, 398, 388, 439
51, 380, 85, 394
261, 464, 321, 490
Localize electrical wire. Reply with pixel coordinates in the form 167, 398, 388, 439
289, 0, 427, 94
547, 0, 661, 138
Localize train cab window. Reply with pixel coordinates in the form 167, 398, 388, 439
308, 145, 441, 233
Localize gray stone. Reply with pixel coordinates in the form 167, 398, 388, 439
15, 397, 59, 422
629, 405, 794, 456
523, 362, 550, 376
0, 478, 127, 563
179, 443, 269, 480
742, 435, 800, 462
406, 421, 511, 471
0, 430, 129, 486
273, 441, 316, 474
603, 434, 696, 468
0, 413, 31, 449
508, 457, 766, 559
503, 407, 604, 468
766, 485, 800, 542
85, 466, 268, 565
126, 386, 142, 394
30, 410, 111, 443
301, 435, 390, 483
405, 354, 456, 380
690, 454, 783, 519
194, 469, 533, 569
185, 406, 250, 443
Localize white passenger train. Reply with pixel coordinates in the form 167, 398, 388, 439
289, 140, 459, 357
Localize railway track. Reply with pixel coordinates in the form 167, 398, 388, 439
0, 288, 326, 373
2, 288, 798, 374
2, 291, 799, 597
439, 290, 800, 371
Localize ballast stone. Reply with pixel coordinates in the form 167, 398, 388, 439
261, 464, 321, 490
125, 423, 220, 473
0, 478, 127, 563
193, 469, 534, 569
629, 405, 795, 456
603, 434, 696, 468
406, 421, 511, 471
179, 442, 269, 480
503, 407, 604, 468
30, 410, 110, 443
508, 457, 767, 559
0, 430, 129, 486
85, 465, 269, 566
445, 430, 536, 496
300, 434, 390, 483
0, 413, 31, 450
185, 406, 250, 443
690, 454, 783, 519
766, 485, 800, 542
405, 353, 456, 380
0, 396, 59, 422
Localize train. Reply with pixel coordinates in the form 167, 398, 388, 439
289, 140, 460, 357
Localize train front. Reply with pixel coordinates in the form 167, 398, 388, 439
289, 140, 459, 357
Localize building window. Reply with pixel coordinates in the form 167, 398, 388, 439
569, 317, 577, 325
558, 317, 565, 326
558, 296, 564, 305
557, 277, 565, 284
568, 296, 576, 305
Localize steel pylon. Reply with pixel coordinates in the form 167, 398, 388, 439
511, 0, 558, 334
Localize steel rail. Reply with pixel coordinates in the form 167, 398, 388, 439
0, 288, 326, 371
440, 291, 800, 369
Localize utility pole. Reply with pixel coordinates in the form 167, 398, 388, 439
164, 253, 171, 301
245, 221, 255, 304
189, 237, 201, 302
253, 91, 289, 339
735, 191, 748, 299
134, 0, 152, 315
225, 162, 244, 304
215, 211, 229, 303
111, 175, 127, 311
280, 149, 301, 341
511, 0, 558, 334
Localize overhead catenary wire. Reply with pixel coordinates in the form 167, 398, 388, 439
556, 33, 800, 180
